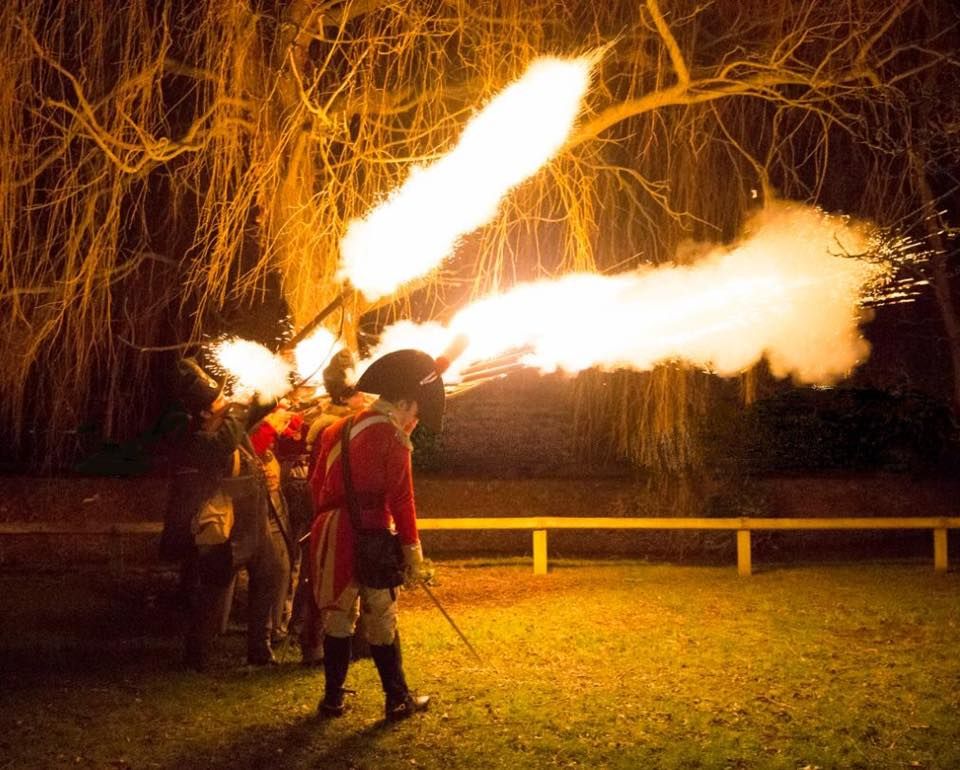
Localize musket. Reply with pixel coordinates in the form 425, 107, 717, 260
282, 286, 355, 352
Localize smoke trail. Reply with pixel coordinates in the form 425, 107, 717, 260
338, 56, 594, 300
370, 202, 891, 386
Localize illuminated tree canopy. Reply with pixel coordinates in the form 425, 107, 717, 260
1, 0, 957, 469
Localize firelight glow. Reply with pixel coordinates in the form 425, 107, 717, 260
209, 327, 343, 400
338, 55, 594, 301
291, 326, 339, 385
210, 337, 293, 402
368, 203, 891, 386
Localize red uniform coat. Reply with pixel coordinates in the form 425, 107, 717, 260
308, 405, 419, 610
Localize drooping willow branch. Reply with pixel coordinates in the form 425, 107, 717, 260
0, 0, 954, 471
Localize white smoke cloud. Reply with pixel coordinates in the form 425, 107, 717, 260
369, 201, 889, 386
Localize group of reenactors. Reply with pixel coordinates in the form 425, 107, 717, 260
160, 347, 441, 722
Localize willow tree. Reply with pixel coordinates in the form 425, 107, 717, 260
0, 0, 955, 470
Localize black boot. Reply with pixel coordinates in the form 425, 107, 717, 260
370, 632, 430, 722
247, 636, 278, 666
318, 635, 352, 717
247, 648, 278, 666
247, 616, 278, 666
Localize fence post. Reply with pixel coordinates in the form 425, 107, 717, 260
737, 529, 752, 576
933, 526, 948, 573
533, 529, 548, 575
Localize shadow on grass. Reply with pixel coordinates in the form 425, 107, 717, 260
1, 638, 182, 690
162, 711, 400, 770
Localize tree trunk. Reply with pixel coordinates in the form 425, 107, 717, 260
911, 149, 960, 417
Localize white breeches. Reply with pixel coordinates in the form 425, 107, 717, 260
323, 583, 398, 645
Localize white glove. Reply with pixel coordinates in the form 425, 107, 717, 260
402, 542, 434, 589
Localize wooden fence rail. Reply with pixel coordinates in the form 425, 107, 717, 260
1, 516, 957, 575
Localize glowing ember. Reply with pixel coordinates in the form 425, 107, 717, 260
338, 55, 595, 301
292, 326, 340, 385
210, 337, 293, 402
369, 203, 893, 386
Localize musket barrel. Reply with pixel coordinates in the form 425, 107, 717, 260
283, 286, 353, 351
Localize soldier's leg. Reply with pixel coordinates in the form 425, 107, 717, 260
280, 540, 302, 636
362, 587, 430, 721
290, 543, 321, 664
296, 590, 323, 665
218, 572, 237, 634
318, 588, 360, 716
176, 551, 198, 612
184, 543, 233, 671
267, 529, 292, 644
281, 483, 310, 635
245, 531, 287, 665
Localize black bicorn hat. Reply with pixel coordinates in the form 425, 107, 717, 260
355, 348, 445, 433
175, 357, 223, 413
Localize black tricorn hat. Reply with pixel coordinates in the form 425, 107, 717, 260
175, 357, 223, 413
355, 349, 445, 433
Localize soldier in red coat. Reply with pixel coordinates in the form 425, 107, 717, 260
308, 349, 442, 721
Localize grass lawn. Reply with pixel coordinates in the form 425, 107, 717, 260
1, 561, 959, 769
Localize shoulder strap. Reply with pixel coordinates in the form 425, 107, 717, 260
323, 414, 391, 474
239, 434, 292, 549
340, 416, 363, 534
239, 435, 260, 470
